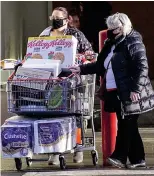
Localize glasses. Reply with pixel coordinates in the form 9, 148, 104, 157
49, 16, 67, 20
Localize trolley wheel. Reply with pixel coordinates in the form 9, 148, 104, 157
91, 150, 98, 166
14, 158, 22, 171
26, 157, 32, 167
59, 155, 66, 170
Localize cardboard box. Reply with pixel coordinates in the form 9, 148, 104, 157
13, 67, 52, 90
22, 59, 62, 78
26, 36, 78, 68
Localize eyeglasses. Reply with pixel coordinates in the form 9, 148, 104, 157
49, 16, 67, 20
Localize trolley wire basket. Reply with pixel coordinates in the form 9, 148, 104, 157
7, 73, 96, 116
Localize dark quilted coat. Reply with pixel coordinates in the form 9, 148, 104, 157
80, 30, 154, 115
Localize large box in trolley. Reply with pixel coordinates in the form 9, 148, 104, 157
25, 36, 78, 68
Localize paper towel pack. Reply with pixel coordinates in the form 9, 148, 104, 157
1, 124, 33, 158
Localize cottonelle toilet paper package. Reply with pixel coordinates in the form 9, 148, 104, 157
4, 116, 38, 152
34, 117, 76, 154
1, 124, 33, 158
2, 116, 77, 156
25, 36, 78, 68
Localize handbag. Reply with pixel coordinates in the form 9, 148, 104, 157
96, 60, 111, 101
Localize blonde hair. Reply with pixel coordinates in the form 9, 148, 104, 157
106, 13, 132, 36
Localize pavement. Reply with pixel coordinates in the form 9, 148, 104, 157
1, 89, 154, 176
1, 169, 154, 176
1, 128, 154, 175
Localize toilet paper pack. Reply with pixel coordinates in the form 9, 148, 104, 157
1, 124, 33, 158
4, 116, 38, 151
34, 117, 75, 154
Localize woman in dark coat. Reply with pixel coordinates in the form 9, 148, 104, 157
70, 12, 154, 168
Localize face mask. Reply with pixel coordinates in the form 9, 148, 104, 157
107, 29, 119, 40
52, 19, 66, 29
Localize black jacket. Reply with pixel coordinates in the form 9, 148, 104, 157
80, 30, 154, 115
40, 26, 93, 53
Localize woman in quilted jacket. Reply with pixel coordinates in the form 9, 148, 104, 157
70, 12, 154, 169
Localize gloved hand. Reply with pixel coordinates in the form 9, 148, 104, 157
14, 63, 23, 73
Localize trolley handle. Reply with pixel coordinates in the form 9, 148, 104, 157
7, 71, 80, 83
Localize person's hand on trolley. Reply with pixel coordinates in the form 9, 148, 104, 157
130, 92, 141, 102
69, 66, 81, 73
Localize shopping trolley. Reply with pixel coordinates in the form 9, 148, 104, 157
4, 54, 98, 170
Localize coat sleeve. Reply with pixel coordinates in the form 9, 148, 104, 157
127, 35, 149, 93
80, 47, 106, 75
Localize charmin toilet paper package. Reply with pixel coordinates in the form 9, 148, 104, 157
25, 36, 78, 68
1, 124, 33, 158
34, 117, 75, 154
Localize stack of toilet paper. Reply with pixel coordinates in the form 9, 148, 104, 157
34, 117, 76, 154
1, 116, 76, 157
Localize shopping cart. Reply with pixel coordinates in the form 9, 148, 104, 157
5, 54, 98, 170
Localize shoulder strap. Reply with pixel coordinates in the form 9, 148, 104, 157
103, 60, 111, 80
106, 59, 111, 70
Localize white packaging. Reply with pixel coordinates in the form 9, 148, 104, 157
1, 124, 33, 158
13, 67, 53, 90
34, 118, 73, 154
4, 116, 37, 151
4, 116, 37, 127
4, 115, 37, 123
22, 59, 62, 78
26, 36, 78, 68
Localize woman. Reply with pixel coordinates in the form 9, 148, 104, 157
40, 7, 93, 54
40, 6, 94, 165
70, 12, 154, 168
